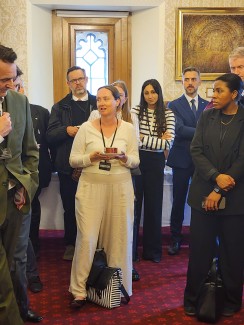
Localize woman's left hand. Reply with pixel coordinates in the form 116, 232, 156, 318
202, 191, 222, 211
114, 151, 128, 163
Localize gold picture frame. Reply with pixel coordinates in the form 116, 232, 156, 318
175, 8, 244, 81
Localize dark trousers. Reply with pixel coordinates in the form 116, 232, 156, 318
0, 189, 23, 325
184, 208, 244, 311
169, 165, 194, 242
29, 187, 41, 254
58, 173, 78, 246
11, 212, 31, 319
134, 150, 165, 260
26, 239, 39, 280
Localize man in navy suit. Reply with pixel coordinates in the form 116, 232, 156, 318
167, 67, 209, 255
229, 47, 244, 105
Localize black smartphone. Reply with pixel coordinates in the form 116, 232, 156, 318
202, 197, 226, 209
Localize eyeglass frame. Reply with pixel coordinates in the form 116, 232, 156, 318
68, 77, 86, 84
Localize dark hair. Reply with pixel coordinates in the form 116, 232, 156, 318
66, 66, 86, 80
16, 66, 23, 78
138, 79, 166, 137
215, 73, 243, 101
182, 66, 200, 77
0, 45, 17, 63
97, 85, 121, 101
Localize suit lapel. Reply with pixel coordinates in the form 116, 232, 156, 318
5, 91, 16, 149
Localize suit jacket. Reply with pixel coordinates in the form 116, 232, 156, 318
0, 91, 39, 225
167, 94, 209, 168
188, 105, 244, 215
30, 104, 52, 189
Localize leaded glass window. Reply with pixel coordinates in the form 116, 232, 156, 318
75, 32, 108, 94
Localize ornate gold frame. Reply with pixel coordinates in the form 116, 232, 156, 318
175, 8, 244, 81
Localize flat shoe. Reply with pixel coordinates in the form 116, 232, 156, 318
70, 299, 86, 309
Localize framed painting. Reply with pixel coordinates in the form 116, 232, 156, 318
175, 8, 244, 80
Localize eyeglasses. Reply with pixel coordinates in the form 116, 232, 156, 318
68, 77, 86, 84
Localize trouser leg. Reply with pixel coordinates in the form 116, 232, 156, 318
58, 173, 78, 246
26, 238, 39, 280
184, 209, 217, 309
218, 215, 244, 310
170, 166, 194, 243
11, 212, 31, 318
29, 187, 41, 254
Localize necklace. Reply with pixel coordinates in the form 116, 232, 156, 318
220, 114, 236, 126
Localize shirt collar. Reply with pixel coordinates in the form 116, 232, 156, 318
185, 94, 198, 105
72, 93, 88, 101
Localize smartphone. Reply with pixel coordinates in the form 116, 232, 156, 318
202, 197, 226, 209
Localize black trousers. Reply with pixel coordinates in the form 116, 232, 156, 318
184, 208, 244, 311
58, 173, 78, 246
29, 187, 41, 254
134, 150, 165, 260
169, 165, 194, 242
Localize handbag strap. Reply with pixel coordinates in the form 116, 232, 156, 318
120, 284, 130, 304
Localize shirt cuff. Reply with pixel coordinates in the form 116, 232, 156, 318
0, 135, 4, 143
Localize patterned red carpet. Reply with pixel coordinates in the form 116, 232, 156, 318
29, 227, 244, 325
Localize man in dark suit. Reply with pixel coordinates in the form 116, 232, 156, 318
0, 45, 39, 325
166, 66, 209, 255
47, 66, 97, 260
229, 47, 244, 105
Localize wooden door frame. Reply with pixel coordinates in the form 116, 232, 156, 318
52, 11, 131, 103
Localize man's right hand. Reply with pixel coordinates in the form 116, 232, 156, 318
67, 126, 79, 137
0, 112, 12, 137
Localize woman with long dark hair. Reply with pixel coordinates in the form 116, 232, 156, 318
131, 79, 175, 262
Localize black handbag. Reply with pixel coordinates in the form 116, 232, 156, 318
86, 249, 130, 308
196, 257, 224, 323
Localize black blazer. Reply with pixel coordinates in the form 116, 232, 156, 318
188, 105, 244, 215
167, 94, 209, 168
30, 104, 52, 189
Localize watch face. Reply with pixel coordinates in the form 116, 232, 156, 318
214, 187, 220, 193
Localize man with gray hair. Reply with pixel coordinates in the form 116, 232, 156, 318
229, 47, 244, 105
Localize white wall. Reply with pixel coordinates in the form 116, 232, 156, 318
27, 3, 53, 109
131, 4, 165, 107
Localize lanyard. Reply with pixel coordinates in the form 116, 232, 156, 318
100, 118, 118, 148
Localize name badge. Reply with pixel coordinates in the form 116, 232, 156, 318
99, 161, 111, 171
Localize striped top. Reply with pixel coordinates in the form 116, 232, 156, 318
130, 106, 175, 152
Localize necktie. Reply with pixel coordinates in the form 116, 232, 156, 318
191, 99, 197, 117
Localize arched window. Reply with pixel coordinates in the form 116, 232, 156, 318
76, 32, 108, 94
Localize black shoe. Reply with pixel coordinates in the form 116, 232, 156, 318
132, 268, 140, 281
222, 307, 240, 317
168, 242, 181, 255
24, 309, 43, 323
28, 276, 43, 293
142, 256, 161, 263
70, 299, 86, 309
184, 306, 196, 316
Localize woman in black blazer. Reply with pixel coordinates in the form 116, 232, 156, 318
184, 73, 244, 318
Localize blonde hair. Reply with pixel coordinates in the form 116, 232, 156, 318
111, 80, 132, 123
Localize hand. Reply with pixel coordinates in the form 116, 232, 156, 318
114, 151, 127, 163
89, 151, 113, 162
161, 130, 172, 141
0, 112, 12, 137
67, 126, 79, 137
202, 191, 222, 211
216, 174, 235, 191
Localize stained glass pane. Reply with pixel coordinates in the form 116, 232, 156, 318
75, 31, 108, 95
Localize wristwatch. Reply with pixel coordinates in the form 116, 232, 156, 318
213, 185, 225, 196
